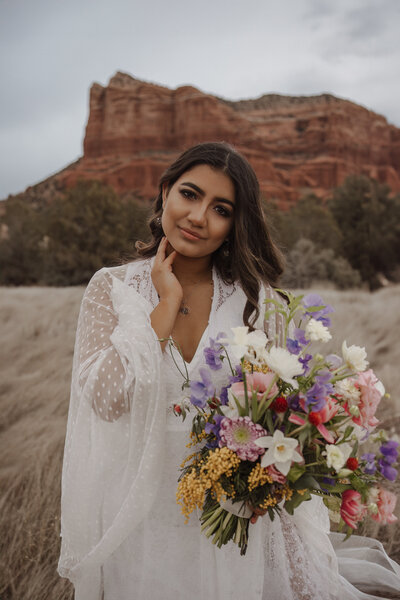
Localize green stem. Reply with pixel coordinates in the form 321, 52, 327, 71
223, 346, 236, 377
168, 339, 190, 386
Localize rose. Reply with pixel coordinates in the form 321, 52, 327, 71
230, 372, 278, 403
340, 489, 367, 529
351, 369, 383, 429
371, 487, 398, 525
266, 464, 287, 484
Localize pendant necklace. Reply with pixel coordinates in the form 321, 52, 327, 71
178, 278, 214, 316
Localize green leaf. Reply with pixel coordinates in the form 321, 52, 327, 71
287, 463, 306, 483
294, 473, 321, 490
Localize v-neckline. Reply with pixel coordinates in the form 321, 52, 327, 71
168, 265, 218, 371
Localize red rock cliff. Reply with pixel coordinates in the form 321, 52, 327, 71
56, 71, 400, 207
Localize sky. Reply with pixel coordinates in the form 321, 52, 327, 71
1, 0, 400, 199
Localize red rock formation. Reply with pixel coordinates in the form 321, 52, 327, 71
54, 71, 400, 207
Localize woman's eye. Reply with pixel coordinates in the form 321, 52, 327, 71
180, 189, 197, 200
215, 205, 232, 218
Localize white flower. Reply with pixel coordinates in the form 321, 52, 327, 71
305, 318, 332, 343
231, 326, 250, 346
324, 443, 352, 472
245, 330, 269, 363
342, 341, 368, 372
229, 327, 268, 363
264, 346, 303, 388
230, 326, 250, 361
335, 378, 361, 406
220, 388, 243, 419
255, 430, 303, 475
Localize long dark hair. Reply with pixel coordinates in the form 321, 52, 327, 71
136, 141, 284, 328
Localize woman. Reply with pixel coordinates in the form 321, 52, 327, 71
58, 142, 400, 599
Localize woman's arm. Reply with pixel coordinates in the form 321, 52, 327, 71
76, 239, 183, 423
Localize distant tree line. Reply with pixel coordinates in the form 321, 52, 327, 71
0, 175, 399, 289
266, 175, 400, 289
0, 180, 150, 286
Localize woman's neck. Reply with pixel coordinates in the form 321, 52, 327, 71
167, 248, 212, 285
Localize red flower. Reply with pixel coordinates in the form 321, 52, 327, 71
271, 396, 288, 413
173, 404, 182, 415
308, 411, 322, 425
340, 489, 367, 529
209, 397, 220, 409
346, 457, 359, 471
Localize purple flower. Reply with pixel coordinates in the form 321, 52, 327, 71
380, 441, 399, 464
203, 333, 226, 371
302, 293, 334, 327
294, 328, 307, 345
190, 368, 214, 409
304, 383, 327, 412
287, 338, 301, 355
326, 354, 342, 369
361, 452, 377, 475
219, 416, 267, 461
303, 373, 333, 412
219, 365, 243, 406
204, 414, 224, 443
299, 353, 313, 375
288, 393, 301, 411
378, 458, 398, 481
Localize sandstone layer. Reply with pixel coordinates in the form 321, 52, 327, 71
52, 72, 400, 207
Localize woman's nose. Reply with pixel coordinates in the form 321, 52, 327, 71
188, 203, 207, 226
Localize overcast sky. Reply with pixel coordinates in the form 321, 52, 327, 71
1, 0, 399, 199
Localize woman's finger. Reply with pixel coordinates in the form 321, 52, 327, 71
154, 237, 167, 263
164, 249, 177, 267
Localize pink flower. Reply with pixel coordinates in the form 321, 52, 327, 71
371, 488, 398, 525
295, 397, 339, 443
230, 372, 278, 403
340, 489, 367, 529
219, 416, 267, 461
351, 369, 382, 429
266, 464, 287, 484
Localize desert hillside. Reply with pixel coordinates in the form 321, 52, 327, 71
0, 284, 399, 599
15, 71, 400, 207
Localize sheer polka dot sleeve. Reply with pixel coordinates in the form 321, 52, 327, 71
58, 267, 167, 596
76, 269, 132, 422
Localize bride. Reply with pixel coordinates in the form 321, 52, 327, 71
58, 142, 400, 599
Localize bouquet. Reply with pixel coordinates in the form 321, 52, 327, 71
172, 291, 399, 555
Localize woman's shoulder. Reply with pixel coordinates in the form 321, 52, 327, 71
88, 258, 152, 284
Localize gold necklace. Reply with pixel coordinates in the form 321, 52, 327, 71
179, 278, 214, 316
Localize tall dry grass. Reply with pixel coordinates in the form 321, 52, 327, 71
0, 285, 399, 599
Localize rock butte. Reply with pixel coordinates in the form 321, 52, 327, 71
39, 72, 400, 207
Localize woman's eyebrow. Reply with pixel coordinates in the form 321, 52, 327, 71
180, 181, 235, 208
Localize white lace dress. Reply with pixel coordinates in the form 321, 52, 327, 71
58, 258, 400, 600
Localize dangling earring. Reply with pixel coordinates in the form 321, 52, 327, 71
223, 240, 230, 257
155, 216, 162, 226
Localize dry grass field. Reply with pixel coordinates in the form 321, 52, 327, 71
0, 284, 399, 599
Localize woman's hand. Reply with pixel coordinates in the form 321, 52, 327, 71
150, 238, 182, 348
151, 237, 183, 306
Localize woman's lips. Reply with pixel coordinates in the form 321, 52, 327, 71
179, 227, 204, 241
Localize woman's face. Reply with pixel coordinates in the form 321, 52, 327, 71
161, 164, 235, 259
